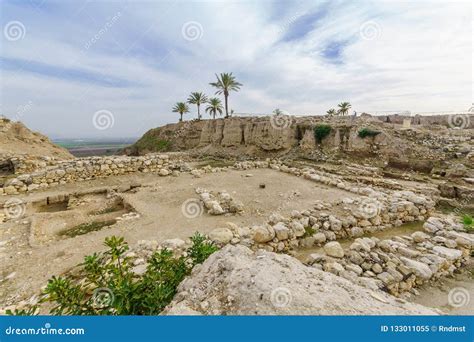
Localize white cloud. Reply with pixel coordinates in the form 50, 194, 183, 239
0, 0, 471, 138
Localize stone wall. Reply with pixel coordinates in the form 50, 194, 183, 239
0, 154, 181, 195
306, 216, 471, 296
375, 113, 474, 128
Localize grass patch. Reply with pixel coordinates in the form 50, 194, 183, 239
8, 233, 219, 316
358, 128, 381, 138
303, 226, 316, 238
59, 220, 116, 238
314, 124, 331, 143
135, 134, 171, 152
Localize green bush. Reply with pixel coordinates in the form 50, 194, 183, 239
358, 128, 381, 138
8, 233, 218, 316
462, 214, 473, 233
135, 135, 171, 152
303, 226, 316, 238
314, 124, 332, 143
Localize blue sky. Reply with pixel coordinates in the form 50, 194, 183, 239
0, 0, 472, 138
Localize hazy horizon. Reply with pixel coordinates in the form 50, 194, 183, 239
1, 0, 472, 139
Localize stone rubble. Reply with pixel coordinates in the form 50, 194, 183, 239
195, 188, 244, 215
304, 215, 472, 297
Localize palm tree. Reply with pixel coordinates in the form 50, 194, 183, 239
209, 72, 242, 118
273, 108, 283, 115
205, 98, 223, 119
172, 102, 189, 122
326, 109, 336, 116
187, 92, 208, 120
337, 102, 351, 116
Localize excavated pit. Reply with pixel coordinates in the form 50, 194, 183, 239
28, 191, 134, 245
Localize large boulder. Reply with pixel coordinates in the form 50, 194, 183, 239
323, 241, 344, 258
208, 228, 234, 244
164, 245, 438, 315
400, 257, 433, 280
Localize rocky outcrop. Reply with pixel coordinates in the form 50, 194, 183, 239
0, 118, 73, 160
125, 116, 474, 172
163, 245, 438, 315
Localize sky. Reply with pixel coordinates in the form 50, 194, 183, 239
0, 0, 472, 139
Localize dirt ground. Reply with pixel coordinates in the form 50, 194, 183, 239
411, 262, 474, 315
0, 168, 354, 307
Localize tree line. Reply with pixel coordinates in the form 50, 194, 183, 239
172, 72, 242, 122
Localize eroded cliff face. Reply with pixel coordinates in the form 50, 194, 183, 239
125, 115, 473, 170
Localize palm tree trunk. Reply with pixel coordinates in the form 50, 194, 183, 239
180, 113, 183, 122
197, 105, 201, 120
213, 111, 216, 120
224, 94, 229, 118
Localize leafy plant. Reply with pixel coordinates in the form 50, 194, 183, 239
172, 102, 190, 122
303, 226, 316, 238
314, 124, 332, 143
209, 73, 242, 118
358, 128, 381, 138
337, 102, 351, 116
187, 232, 219, 265
12, 233, 218, 316
326, 109, 336, 116
273, 108, 283, 115
205, 98, 224, 119
462, 214, 473, 232
187, 92, 208, 120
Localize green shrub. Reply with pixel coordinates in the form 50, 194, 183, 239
314, 124, 332, 143
303, 226, 316, 238
135, 135, 171, 152
462, 214, 473, 233
9, 233, 218, 316
358, 128, 381, 138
